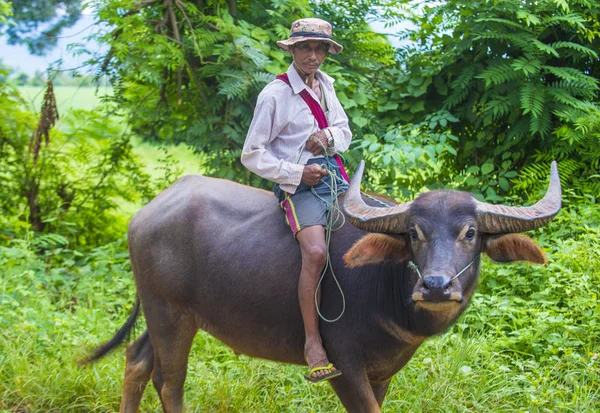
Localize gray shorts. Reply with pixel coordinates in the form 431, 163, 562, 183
275, 157, 348, 237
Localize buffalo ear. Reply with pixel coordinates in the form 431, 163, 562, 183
482, 234, 547, 264
343, 234, 410, 268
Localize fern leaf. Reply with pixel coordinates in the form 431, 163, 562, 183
520, 83, 546, 118
234, 35, 268, 67
543, 13, 585, 30
475, 17, 531, 31
193, 29, 228, 49
450, 66, 474, 91
547, 87, 584, 108
551, 0, 570, 13
551, 80, 597, 99
443, 87, 470, 110
274, 24, 289, 40
516, 10, 541, 27
513, 162, 549, 192
533, 40, 559, 57
217, 71, 250, 100
484, 94, 517, 120
476, 62, 520, 87
250, 71, 275, 87
551, 41, 599, 59
543, 66, 599, 88
512, 57, 541, 75
529, 103, 552, 137
473, 32, 535, 54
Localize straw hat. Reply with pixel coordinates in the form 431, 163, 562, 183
276, 18, 343, 55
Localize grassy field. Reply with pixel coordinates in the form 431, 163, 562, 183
18, 85, 112, 112
0, 204, 598, 412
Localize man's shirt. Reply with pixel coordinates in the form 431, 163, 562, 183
241, 64, 352, 194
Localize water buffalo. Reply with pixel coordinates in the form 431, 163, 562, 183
84, 161, 561, 413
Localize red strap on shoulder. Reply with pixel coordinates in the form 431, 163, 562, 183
277, 73, 328, 129
276, 73, 290, 85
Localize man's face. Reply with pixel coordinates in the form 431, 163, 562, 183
291, 40, 330, 75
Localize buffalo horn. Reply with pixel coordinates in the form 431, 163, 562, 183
342, 160, 412, 234
475, 161, 562, 233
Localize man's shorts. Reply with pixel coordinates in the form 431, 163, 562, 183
274, 157, 349, 237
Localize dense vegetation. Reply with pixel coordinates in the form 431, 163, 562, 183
1, 0, 598, 411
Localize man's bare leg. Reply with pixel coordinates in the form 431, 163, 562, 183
296, 225, 338, 380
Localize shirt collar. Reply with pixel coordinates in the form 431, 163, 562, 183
286, 64, 335, 95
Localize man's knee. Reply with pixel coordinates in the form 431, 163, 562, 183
303, 244, 327, 269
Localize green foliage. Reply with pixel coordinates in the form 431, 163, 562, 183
0, 0, 11, 27
89, 0, 396, 187
379, 0, 600, 200
0, 83, 154, 247
0, 235, 135, 411
358, 110, 460, 197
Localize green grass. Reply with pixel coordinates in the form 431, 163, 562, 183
117, 138, 205, 218
132, 137, 205, 179
0, 204, 598, 412
18, 86, 112, 112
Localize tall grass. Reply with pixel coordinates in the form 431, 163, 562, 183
0, 203, 598, 412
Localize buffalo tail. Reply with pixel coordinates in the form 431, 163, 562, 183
79, 296, 141, 365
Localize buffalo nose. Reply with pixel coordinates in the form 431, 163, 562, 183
422, 275, 452, 301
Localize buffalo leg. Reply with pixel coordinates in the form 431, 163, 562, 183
120, 330, 154, 413
145, 303, 197, 413
370, 380, 390, 408
329, 371, 381, 413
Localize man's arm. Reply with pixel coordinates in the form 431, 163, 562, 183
241, 93, 305, 187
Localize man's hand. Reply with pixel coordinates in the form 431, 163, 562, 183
301, 163, 328, 186
305, 130, 328, 155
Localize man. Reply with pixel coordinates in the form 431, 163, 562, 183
241, 17, 352, 383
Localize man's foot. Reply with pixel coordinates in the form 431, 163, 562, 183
304, 341, 341, 381
304, 362, 342, 383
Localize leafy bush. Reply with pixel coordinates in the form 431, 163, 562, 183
0, 82, 157, 247
377, 0, 600, 200
0, 236, 134, 412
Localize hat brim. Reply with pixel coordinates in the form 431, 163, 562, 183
277, 37, 343, 55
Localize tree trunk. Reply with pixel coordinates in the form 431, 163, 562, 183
226, 0, 236, 17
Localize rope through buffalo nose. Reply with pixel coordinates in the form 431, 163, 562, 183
408, 259, 475, 282
407, 261, 423, 279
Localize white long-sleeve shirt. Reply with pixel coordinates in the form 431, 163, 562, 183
241, 64, 352, 194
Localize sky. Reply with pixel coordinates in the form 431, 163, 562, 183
0, 13, 406, 76
0, 14, 103, 75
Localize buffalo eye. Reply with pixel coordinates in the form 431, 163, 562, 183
465, 228, 476, 241
409, 228, 419, 241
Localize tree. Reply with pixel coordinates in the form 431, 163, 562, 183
90, 0, 396, 186
14, 72, 29, 86
374, 0, 600, 199
1, 0, 83, 55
